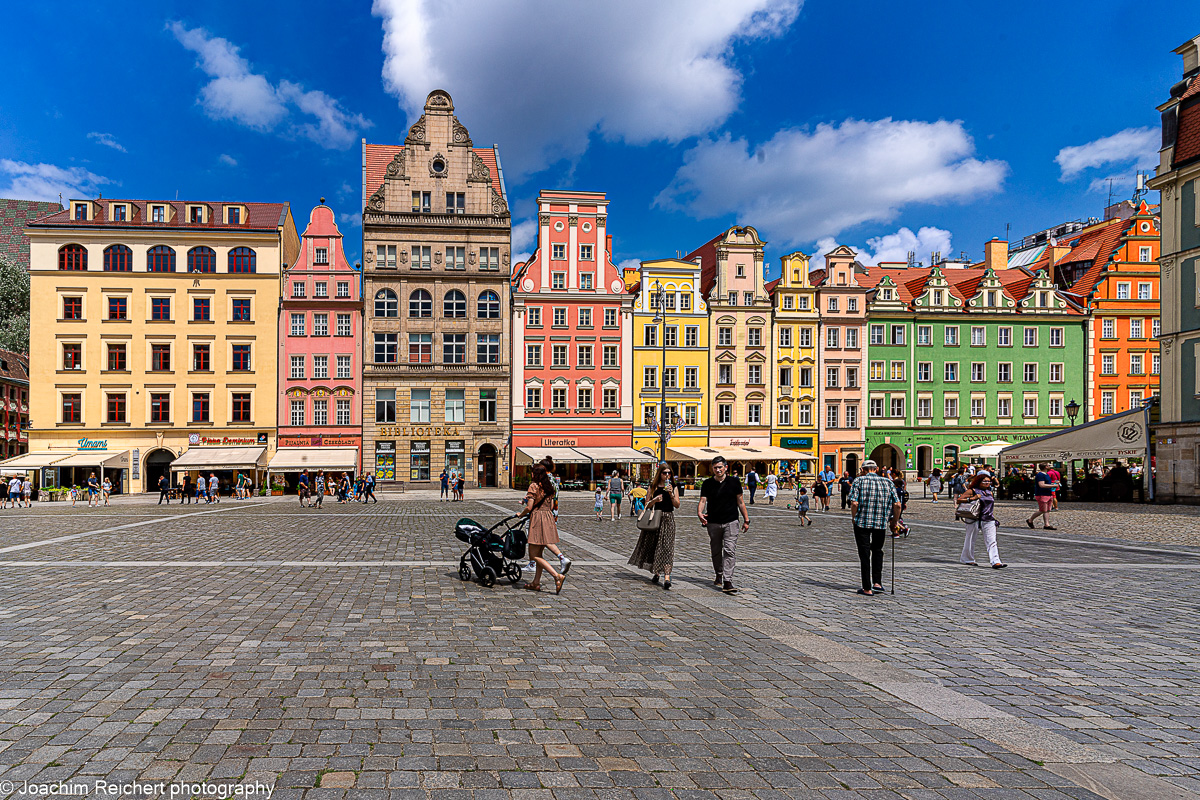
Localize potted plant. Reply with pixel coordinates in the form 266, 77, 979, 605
270, 477, 286, 496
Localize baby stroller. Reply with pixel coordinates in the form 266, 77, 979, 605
455, 515, 528, 587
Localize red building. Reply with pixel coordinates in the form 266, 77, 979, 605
0, 349, 29, 460
509, 190, 643, 486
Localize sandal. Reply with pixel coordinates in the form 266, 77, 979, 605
555, 574, 566, 595
523, 583, 542, 592
856, 588, 873, 596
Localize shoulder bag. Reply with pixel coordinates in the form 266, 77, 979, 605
636, 492, 663, 531
955, 495, 981, 522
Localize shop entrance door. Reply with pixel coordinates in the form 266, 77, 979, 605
477, 444, 497, 488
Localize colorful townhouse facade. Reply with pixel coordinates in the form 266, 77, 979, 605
813, 246, 867, 476
767, 251, 820, 473
510, 190, 637, 485
628, 257, 710, 481
361, 90, 512, 489
0, 349, 29, 460
1148, 32, 1200, 502
859, 252, 1086, 476
274, 203, 363, 482
22, 198, 297, 493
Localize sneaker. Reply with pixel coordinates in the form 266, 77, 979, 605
523, 561, 536, 572
559, 556, 572, 575
722, 582, 738, 594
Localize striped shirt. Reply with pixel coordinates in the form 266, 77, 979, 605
848, 473, 900, 529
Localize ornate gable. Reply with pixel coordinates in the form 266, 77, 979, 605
870, 275, 906, 311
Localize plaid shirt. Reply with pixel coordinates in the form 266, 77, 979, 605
848, 473, 900, 529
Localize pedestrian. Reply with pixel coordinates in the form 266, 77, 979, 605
607, 470, 624, 521
157, 473, 170, 505
22, 476, 33, 507
628, 462, 680, 589
957, 472, 1006, 568
764, 470, 778, 505
950, 467, 967, 507
363, 473, 378, 503
298, 470, 310, 506
697, 456, 748, 594
594, 487, 604, 520
1046, 463, 1062, 510
525, 457, 572, 575
69, 486, 78, 506
927, 468, 943, 502
101, 476, 112, 505
439, 468, 449, 501
811, 475, 828, 511
818, 464, 837, 511
517, 461, 567, 594
182, 474, 192, 504
195, 475, 206, 504
457, 474, 466, 501
1026, 463, 1059, 530
208, 473, 220, 504
796, 485, 811, 526
85, 472, 99, 507
747, 468, 759, 505
847, 459, 900, 596
0, 476, 8, 509
838, 470, 852, 509
312, 471, 325, 508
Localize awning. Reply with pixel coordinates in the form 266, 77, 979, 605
666, 446, 726, 461
0, 451, 70, 469
728, 445, 818, 461
51, 450, 130, 469
515, 446, 593, 465
572, 447, 658, 463
268, 447, 359, 472
170, 446, 267, 471
960, 440, 1012, 457
1000, 407, 1149, 463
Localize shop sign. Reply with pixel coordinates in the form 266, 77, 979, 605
959, 433, 1040, 443
76, 438, 107, 450
378, 425, 459, 437
541, 437, 576, 446
278, 434, 361, 448
132, 448, 140, 479
188, 434, 262, 446
779, 437, 813, 449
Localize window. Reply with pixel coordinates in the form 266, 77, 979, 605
150, 393, 170, 423
869, 398, 884, 418
916, 325, 931, 345
525, 386, 541, 410
998, 327, 1012, 347
151, 343, 171, 372
408, 333, 432, 363
1130, 318, 1143, 339
290, 313, 306, 337
743, 291, 754, 306
477, 334, 501, 364
1152, 318, 1161, 338
1023, 327, 1037, 346
107, 343, 126, 372
1138, 282, 1152, 300
375, 389, 396, 423
747, 404, 761, 424
412, 191, 431, 213
580, 244, 593, 261
644, 325, 658, 347
827, 297, 838, 312
718, 404, 732, 425
335, 354, 351, 378
526, 307, 543, 327
1049, 363, 1063, 382
890, 397, 904, 418
112, 204, 127, 221
945, 326, 959, 346
869, 361, 884, 381
374, 333, 398, 363
1101, 354, 1115, 376
676, 326, 695, 350
314, 282, 328, 299
847, 297, 858, 312
644, 366, 658, 389
826, 328, 840, 348
1024, 397, 1038, 418
336, 313, 351, 337
61, 392, 83, 423
147, 245, 175, 273
444, 389, 465, 423
846, 367, 859, 388
445, 246, 466, 270
551, 387, 567, 409
337, 281, 350, 298
223, 206, 239, 225
945, 362, 958, 382
411, 246, 432, 270
188, 206, 203, 224
1129, 353, 1144, 375
971, 326, 986, 346
184, 246, 215, 274
232, 344, 251, 371
1048, 397, 1063, 418
998, 397, 1011, 418
944, 396, 958, 418
446, 192, 465, 214
406, 289, 431, 318
1023, 363, 1037, 382
577, 386, 592, 409
475, 291, 501, 319
1152, 353, 1161, 375
1049, 327, 1064, 347
290, 355, 306, 379
917, 362, 931, 382
408, 441, 431, 481
971, 362, 985, 382
665, 326, 678, 347
552, 243, 566, 260
800, 367, 813, 388
441, 334, 467, 364
312, 355, 328, 379
685, 366, 699, 389
820, 366, 836, 388
442, 290, 467, 318
106, 393, 126, 423
681, 293, 691, 310
917, 397, 932, 418
410, 389, 431, 423
579, 308, 592, 327
551, 344, 568, 367
292, 282, 307, 298
526, 344, 542, 367
825, 405, 839, 428
603, 387, 618, 409
479, 247, 500, 271
552, 273, 566, 290
603, 345, 618, 367
890, 362, 904, 381
192, 393, 210, 423
727, 292, 737, 305
845, 404, 858, 428
1139, 246, 1153, 262
151, 297, 171, 321
478, 389, 497, 423
193, 344, 210, 372
891, 325, 905, 345
313, 313, 328, 337
971, 397, 985, 418
998, 362, 1011, 382
1116, 283, 1130, 300
604, 308, 618, 327
748, 364, 762, 385
782, 295, 794, 310
232, 298, 251, 321
748, 328, 762, 347
309, 399, 327, 426
718, 327, 732, 347
107, 296, 127, 320
799, 327, 812, 348
62, 342, 82, 370
780, 366, 793, 387
192, 297, 210, 322
718, 364, 733, 384
869, 324, 885, 345
59, 244, 87, 271
376, 245, 397, 269
104, 244, 132, 272
577, 344, 593, 367
1129, 390, 1144, 410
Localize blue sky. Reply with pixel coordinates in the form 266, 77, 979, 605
2, 1, 1197, 277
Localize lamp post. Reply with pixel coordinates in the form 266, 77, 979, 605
652, 280, 669, 463
1066, 399, 1080, 426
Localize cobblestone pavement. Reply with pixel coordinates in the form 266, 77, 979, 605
0, 492, 1196, 800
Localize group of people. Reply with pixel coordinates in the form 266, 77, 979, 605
439, 469, 466, 501
297, 470, 378, 507
160, 472, 250, 504
2, 475, 33, 508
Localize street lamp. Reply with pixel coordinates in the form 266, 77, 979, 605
651, 280, 669, 463
1066, 399, 1080, 426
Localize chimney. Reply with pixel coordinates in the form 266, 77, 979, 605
1047, 244, 1071, 269
984, 238, 1008, 272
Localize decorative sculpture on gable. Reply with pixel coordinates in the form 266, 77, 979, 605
405, 115, 428, 146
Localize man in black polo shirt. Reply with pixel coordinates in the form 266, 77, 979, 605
698, 456, 750, 594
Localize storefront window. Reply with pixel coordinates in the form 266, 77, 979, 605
446, 440, 465, 476
410, 441, 431, 481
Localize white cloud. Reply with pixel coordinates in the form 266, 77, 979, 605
372, 0, 801, 178
87, 132, 126, 153
511, 219, 538, 253
169, 22, 369, 149
656, 119, 1006, 246
338, 212, 362, 229
1055, 127, 1157, 180
0, 160, 114, 203
859, 226, 953, 266
617, 258, 642, 271
218, 153, 237, 167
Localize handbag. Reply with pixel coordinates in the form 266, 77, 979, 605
955, 498, 981, 522
636, 498, 663, 531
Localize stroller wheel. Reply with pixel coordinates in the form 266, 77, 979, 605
458, 556, 471, 582
505, 562, 522, 584
479, 567, 497, 588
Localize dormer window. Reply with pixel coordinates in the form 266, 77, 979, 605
987, 291, 996, 306
73, 203, 88, 221
112, 204, 127, 222
189, 206, 204, 224
314, 247, 329, 265
882, 288, 893, 300
227, 207, 241, 224
933, 290, 943, 305
152, 206, 166, 223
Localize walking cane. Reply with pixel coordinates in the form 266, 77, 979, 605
891, 524, 896, 595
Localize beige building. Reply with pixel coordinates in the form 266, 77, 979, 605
361, 90, 511, 487
19, 198, 297, 493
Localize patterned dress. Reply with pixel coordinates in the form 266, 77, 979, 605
628, 487, 676, 574
524, 482, 559, 546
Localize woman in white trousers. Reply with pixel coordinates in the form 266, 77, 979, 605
956, 473, 1007, 569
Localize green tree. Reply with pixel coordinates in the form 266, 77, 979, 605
0, 254, 30, 353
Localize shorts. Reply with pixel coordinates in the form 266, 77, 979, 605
1037, 495, 1053, 512
609, 493, 622, 502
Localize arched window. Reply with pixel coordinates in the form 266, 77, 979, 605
187, 246, 216, 273
477, 290, 501, 319
408, 289, 432, 318
103, 244, 132, 272
229, 246, 256, 274
147, 245, 176, 273
444, 289, 467, 318
58, 244, 87, 271
374, 289, 398, 317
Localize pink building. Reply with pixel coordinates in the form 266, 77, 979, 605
273, 203, 362, 484
510, 190, 638, 486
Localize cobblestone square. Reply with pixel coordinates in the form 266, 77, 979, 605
0, 490, 1197, 800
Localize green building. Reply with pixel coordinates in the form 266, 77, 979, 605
861, 263, 1088, 476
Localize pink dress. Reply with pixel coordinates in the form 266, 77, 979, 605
524, 483, 559, 546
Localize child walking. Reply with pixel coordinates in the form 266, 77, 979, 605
796, 486, 812, 526
594, 488, 604, 520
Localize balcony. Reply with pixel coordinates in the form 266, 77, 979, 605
366, 363, 507, 373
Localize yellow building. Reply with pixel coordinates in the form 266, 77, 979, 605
768, 251, 820, 476
19, 198, 298, 494
628, 258, 710, 483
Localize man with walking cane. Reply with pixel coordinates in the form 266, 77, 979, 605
847, 459, 901, 596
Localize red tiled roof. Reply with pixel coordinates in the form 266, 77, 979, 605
1175, 97, 1200, 166
1055, 218, 1130, 300
1, 199, 62, 269
29, 201, 288, 230
683, 232, 723, 297
362, 144, 504, 205
857, 265, 1075, 312
0, 348, 29, 382
765, 278, 780, 295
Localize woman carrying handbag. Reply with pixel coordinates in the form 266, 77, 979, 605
627, 463, 680, 589
956, 472, 1007, 569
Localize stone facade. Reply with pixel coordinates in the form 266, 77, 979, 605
361, 90, 510, 488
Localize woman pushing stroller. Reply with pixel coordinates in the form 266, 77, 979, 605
517, 461, 568, 594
